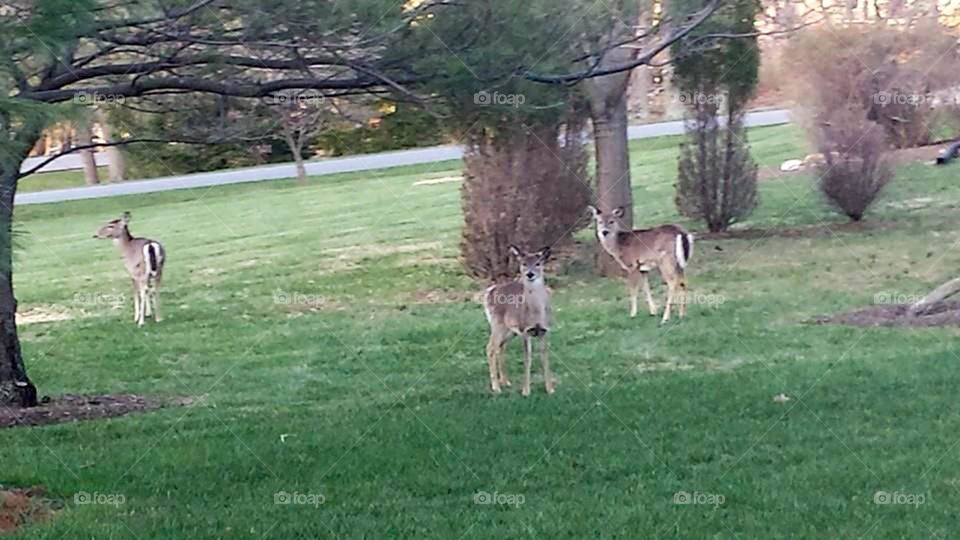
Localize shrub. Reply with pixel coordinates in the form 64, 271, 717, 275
815, 110, 894, 221
789, 21, 960, 150
460, 113, 591, 281
671, 0, 761, 232
675, 111, 759, 232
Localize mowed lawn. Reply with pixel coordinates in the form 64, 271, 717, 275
6, 125, 960, 538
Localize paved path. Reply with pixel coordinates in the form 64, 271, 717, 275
17, 109, 790, 206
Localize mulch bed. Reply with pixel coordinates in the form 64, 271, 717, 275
0, 394, 165, 429
814, 301, 960, 328
0, 486, 56, 534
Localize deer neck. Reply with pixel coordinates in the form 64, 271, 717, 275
521, 276, 547, 302
114, 227, 135, 252
599, 231, 628, 268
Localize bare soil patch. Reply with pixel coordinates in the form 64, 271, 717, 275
0, 394, 170, 429
0, 485, 56, 533
814, 301, 960, 328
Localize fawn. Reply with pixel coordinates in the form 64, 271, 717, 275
94, 212, 166, 326
588, 206, 693, 323
482, 246, 554, 396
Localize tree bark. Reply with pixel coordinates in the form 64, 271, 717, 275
284, 131, 308, 183
0, 129, 39, 407
585, 39, 635, 276
97, 109, 125, 182
76, 119, 100, 185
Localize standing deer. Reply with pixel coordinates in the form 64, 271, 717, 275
588, 206, 693, 323
482, 245, 554, 396
94, 212, 165, 326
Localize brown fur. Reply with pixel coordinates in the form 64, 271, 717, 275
482, 246, 554, 395
589, 206, 693, 323
94, 212, 166, 326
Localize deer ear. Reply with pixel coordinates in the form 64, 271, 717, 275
538, 246, 552, 261
120, 212, 131, 224
587, 205, 600, 218
508, 245, 521, 257
612, 207, 625, 218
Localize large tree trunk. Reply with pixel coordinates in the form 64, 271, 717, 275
585, 39, 635, 276
97, 110, 125, 182
0, 138, 38, 407
76, 119, 100, 185
283, 129, 308, 183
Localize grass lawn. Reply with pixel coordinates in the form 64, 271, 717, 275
5, 124, 960, 538
17, 167, 108, 193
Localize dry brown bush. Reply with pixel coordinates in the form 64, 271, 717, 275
787, 21, 958, 220
789, 21, 960, 149
814, 109, 894, 221
460, 115, 591, 281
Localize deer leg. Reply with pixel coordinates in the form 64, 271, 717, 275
661, 279, 675, 324
539, 332, 554, 394
132, 281, 141, 324
521, 334, 533, 396
678, 274, 688, 318
641, 271, 658, 316
497, 335, 511, 387
138, 287, 148, 326
486, 332, 502, 394
627, 271, 640, 318
143, 284, 152, 317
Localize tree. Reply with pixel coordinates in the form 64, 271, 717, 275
75, 113, 100, 185
672, 0, 761, 232
583, 17, 638, 275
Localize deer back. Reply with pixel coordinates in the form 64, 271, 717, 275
612, 225, 685, 270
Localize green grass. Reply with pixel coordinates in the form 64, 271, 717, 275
18, 167, 108, 193
6, 124, 960, 538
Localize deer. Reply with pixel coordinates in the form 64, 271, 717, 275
94, 212, 166, 326
587, 206, 694, 324
482, 245, 554, 396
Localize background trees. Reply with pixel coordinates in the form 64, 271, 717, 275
788, 20, 960, 221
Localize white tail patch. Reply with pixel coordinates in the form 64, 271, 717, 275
675, 234, 694, 269
482, 285, 496, 323
144, 242, 163, 277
